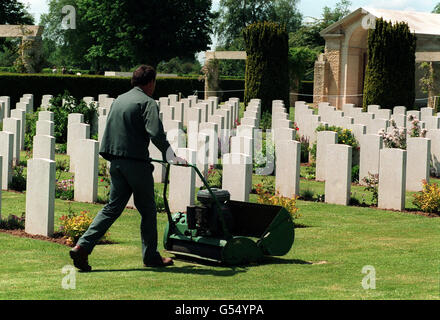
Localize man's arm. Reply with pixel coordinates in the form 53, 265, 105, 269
143, 100, 173, 161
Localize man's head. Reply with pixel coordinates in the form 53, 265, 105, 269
132, 65, 157, 96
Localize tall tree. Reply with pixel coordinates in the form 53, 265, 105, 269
290, 0, 352, 51
244, 21, 290, 113
40, 0, 94, 70
433, 3, 440, 13
77, 0, 214, 71
363, 19, 416, 110
0, 0, 34, 25
214, 0, 302, 48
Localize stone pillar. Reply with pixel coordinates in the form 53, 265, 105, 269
275, 140, 301, 198
316, 131, 338, 181
313, 54, 329, 107
0, 132, 13, 190
325, 144, 352, 205
169, 148, 196, 212
359, 134, 383, 185
74, 139, 99, 203
406, 138, 431, 192
222, 153, 252, 202
25, 158, 56, 236
378, 148, 407, 211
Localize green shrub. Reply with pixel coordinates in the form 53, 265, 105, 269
259, 111, 272, 130
301, 165, 316, 180
362, 173, 379, 207
205, 165, 223, 189
352, 165, 360, 183
253, 176, 275, 196
55, 143, 67, 154
413, 180, 440, 215
363, 18, 416, 110
59, 210, 110, 246
300, 188, 315, 201
9, 166, 26, 192
56, 158, 69, 172
310, 125, 359, 163
55, 178, 74, 201
48, 92, 97, 144
155, 189, 166, 213
24, 111, 39, 151
244, 21, 290, 114
0, 214, 25, 230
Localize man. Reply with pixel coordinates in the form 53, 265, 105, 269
70, 65, 185, 272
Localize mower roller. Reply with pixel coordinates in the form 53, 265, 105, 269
152, 159, 295, 266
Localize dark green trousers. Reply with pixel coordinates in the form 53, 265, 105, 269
77, 158, 160, 264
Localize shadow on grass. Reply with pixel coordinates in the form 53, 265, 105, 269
259, 257, 313, 265
89, 257, 313, 276
90, 265, 246, 277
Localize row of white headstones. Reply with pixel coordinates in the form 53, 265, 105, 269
294, 101, 440, 211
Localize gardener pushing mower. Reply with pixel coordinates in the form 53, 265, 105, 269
69, 65, 186, 272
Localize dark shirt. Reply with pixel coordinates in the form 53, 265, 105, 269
99, 86, 171, 162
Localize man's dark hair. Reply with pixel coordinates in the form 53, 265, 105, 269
131, 65, 157, 87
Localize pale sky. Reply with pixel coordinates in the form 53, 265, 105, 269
21, 0, 439, 25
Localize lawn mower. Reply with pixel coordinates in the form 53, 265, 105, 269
151, 159, 295, 266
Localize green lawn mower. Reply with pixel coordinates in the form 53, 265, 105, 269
152, 159, 295, 266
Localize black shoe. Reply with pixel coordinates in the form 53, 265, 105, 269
70, 245, 92, 272
144, 256, 174, 268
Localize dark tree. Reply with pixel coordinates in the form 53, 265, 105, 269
244, 21, 289, 114
77, 0, 214, 70
0, 0, 34, 25
214, 0, 302, 48
363, 18, 417, 110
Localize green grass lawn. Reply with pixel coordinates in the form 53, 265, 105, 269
1, 153, 439, 299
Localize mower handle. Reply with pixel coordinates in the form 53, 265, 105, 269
150, 159, 232, 239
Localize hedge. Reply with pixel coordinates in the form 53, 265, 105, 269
0, 73, 245, 109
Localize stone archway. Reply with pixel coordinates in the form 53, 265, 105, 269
203, 51, 247, 100
340, 22, 368, 107
0, 25, 44, 73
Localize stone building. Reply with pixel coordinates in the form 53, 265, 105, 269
313, 8, 440, 109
